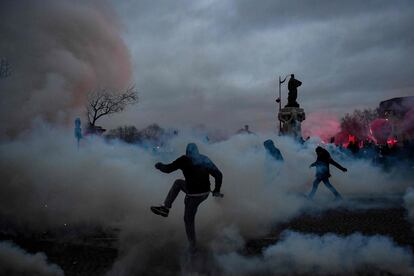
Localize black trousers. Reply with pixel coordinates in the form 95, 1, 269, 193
164, 179, 209, 247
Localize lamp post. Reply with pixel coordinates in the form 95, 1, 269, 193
277, 75, 287, 134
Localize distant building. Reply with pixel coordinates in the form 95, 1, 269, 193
379, 96, 414, 118
378, 96, 414, 141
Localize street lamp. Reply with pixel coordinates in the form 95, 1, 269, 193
277, 75, 288, 134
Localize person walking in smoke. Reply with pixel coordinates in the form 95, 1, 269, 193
151, 143, 223, 252
308, 146, 347, 200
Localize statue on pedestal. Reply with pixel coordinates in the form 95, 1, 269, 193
278, 106, 306, 138
277, 74, 305, 139
286, 74, 302, 108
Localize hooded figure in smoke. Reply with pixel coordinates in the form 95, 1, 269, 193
263, 140, 284, 162
263, 139, 284, 185
308, 146, 347, 200
151, 143, 223, 251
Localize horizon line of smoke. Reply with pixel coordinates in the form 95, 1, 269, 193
1, 122, 412, 229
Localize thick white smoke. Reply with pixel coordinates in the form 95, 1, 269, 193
0, 241, 63, 276
216, 231, 414, 275
0, 0, 132, 137
0, 124, 412, 274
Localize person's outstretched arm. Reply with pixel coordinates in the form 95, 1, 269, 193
329, 158, 347, 172
155, 156, 183, 173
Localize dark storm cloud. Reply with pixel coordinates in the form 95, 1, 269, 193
226, 1, 406, 31
1, 0, 411, 134
107, 0, 414, 133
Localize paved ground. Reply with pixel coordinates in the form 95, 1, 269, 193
1, 197, 413, 275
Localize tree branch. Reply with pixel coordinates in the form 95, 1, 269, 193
86, 86, 138, 127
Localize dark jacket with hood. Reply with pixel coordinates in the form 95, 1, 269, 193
156, 143, 223, 194
263, 139, 284, 162
311, 146, 347, 179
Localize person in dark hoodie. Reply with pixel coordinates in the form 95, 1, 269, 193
151, 143, 223, 251
308, 146, 347, 200
263, 139, 284, 184
263, 139, 284, 162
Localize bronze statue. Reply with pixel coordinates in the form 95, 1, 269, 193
286, 74, 302, 107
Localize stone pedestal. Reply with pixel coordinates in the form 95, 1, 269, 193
278, 107, 306, 138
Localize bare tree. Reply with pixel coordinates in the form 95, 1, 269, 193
106, 125, 140, 143
86, 86, 138, 127
340, 108, 379, 140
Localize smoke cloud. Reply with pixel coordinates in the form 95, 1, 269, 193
0, 241, 63, 276
0, 0, 132, 137
0, 124, 412, 273
216, 231, 414, 275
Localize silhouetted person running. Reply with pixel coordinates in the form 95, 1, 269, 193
286, 74, 302, 107
308, 146, 347, 200
151, 143, 223, 251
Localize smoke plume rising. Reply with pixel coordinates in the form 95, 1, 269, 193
0, 0, 132, 137
302, 112, 340, 142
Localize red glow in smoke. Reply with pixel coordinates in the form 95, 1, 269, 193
370, 118, 392, 144
302, 112, 340, 142
387, 137, 398, 147
334, 131, 350, 146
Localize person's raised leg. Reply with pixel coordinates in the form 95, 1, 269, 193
164, 179, 186, 208
151, 179, 186, 217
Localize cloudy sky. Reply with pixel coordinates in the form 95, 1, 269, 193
1, 0, 413, 136
107, 0, 414, 133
